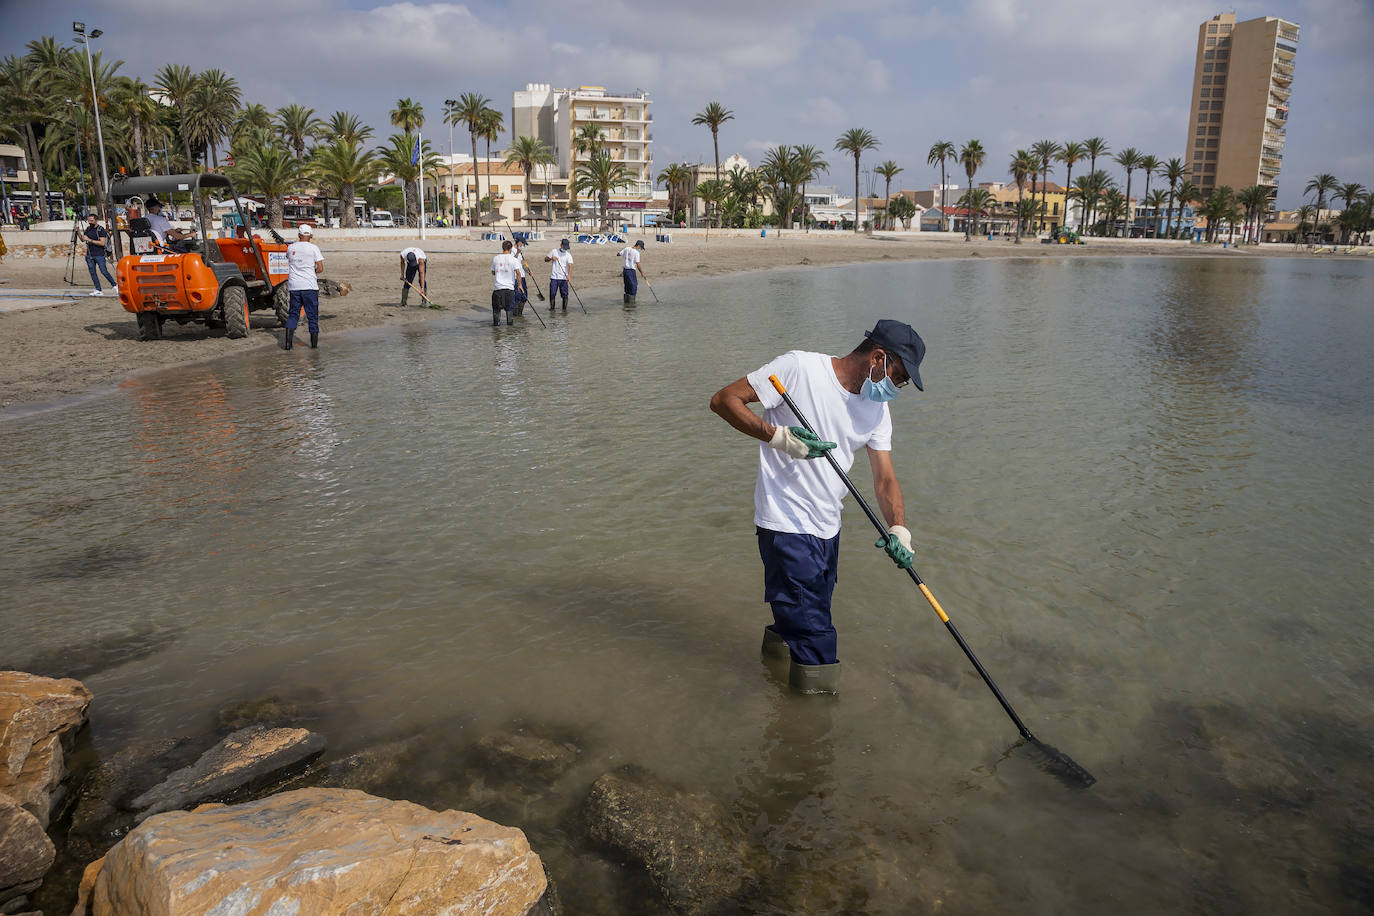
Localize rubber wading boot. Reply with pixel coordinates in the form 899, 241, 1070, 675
400, 289, 409, 307
309, 332, 318, 349
789, 660, 840, 695
283, 330, 293, 350
761, 628, 790, 660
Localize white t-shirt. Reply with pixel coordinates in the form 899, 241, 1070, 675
620, 246, 641, 270
491, 253, 520, 290
286, 240, 324, 291
548, 249, 574, 280
145, 210, 173, 243
512, 249, 527, 278
746, 350, 893, 539
400, 246, 426, 262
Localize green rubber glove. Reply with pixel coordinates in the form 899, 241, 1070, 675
769, 425, 837, 460
875, 525, 914, 568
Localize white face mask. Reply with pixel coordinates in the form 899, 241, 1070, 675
860, 354, 900, 402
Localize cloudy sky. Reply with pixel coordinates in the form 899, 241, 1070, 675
6, 0, 1371, 209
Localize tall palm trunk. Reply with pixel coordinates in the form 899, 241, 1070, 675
1122, 170, 1133, 238
20, 123, 46, 218
469, 131, 479, 222
1064, 163, 1075, 228
485, 135, 494, 222
853, 158, 860, 231
712, 130, 721, 229
1015, 182, 1024, 242
940, 161, 948, 232
524, 165, 533, 228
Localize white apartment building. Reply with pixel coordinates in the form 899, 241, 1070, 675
512, 84, 654, 203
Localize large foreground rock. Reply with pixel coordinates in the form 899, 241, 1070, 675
129, 725, 325, 819
583, 765, 755, 914
0, 670, 92, 827
76, 787, 547, 915
0, 792, 55, 909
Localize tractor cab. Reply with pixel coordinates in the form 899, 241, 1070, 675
110, 173, 292, 341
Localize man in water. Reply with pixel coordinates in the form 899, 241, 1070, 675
709, 320, 926, 694
619, 239, 645, 303
399, 245, 426, 306
283, 224, 324, 349
490, 240, 519, 326
544, 237, 574, 310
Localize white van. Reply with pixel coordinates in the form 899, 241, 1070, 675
368, 210, 394, 228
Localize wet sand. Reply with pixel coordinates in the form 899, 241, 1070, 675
0, 231, 1325, 413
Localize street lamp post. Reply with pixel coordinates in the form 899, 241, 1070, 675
445, 98, 457, 227
73, 22, 118, 258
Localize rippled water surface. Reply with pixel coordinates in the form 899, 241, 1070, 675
3, 256, 1374, 913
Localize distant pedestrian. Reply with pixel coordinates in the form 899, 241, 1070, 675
545, 237, 574, 310
284, 224, 324, 350
82, 213, 116, 296
511, 238, 529, 316
619, 239, 646, 303
491, 239, 520, 326
399, 245, 426, 307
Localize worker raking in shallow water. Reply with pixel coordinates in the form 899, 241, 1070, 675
710, 320, 925, 694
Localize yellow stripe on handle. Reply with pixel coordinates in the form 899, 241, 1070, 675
919, 584, 951, 623
769, 374, 787, 396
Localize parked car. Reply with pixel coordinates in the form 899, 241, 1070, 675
368, 210, 394, 228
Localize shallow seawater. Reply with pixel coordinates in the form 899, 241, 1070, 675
3, 255, 1373, 913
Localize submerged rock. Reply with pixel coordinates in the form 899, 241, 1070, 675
129, 725, 325, 820
478, 730, 580, 778
0, 793, 55, 911
582, 765, 755, 914
76, 787, 547, 915
0, 670, 93, 828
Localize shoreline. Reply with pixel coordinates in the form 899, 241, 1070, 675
0, 232, 1358, 416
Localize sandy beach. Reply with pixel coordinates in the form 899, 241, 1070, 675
0, 230, 1332, 414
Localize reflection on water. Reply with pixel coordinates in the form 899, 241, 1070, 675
2, 256, 1373, 913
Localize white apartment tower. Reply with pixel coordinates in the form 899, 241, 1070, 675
512, 84, 654, 198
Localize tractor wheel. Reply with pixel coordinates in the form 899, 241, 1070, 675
223, 286, 250, 339
136, 312, 162, 341
272, 283, 290, 326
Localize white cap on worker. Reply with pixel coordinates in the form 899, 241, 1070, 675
297, 224, 313, 236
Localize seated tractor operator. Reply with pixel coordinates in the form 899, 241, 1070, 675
144, 197, 195, 250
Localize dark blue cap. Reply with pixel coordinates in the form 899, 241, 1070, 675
864, 319, 925, 391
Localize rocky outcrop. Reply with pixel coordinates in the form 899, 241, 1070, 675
129, 725, 325, 820
583, 765, 756, 914
75, 787, 547, 915
0, 670, 92, 828
0, 793, 55, 910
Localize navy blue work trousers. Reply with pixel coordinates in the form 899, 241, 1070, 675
757, 527, 841, 665
549, 278, 569, 304
622, 268, 638, 297
287, 289, 319, 334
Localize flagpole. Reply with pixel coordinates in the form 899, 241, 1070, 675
417, 130, 426, 241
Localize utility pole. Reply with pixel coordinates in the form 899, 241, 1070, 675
74, 22, 118, 258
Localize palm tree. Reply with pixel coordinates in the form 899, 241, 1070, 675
1336, 181, 1366, 243
1304, 173, 1339, 242
1201, 185, 1239, 243
504, 135, 554, 227
573, 150, 633, 229
958, 139, 986, 239
1137, 154, 1159, 235
1143, 189, 1169, 238
1084, 137, 1109, 177
1009, 149, 1037, 242
1236, 184, 1271, 243
1101, 189, 1128, 235
1031, 140, 1061, 233
889, 195, 917, 229
957, 187, 993, 238
1174, 180, 1199, 239
691, 101, 734, 193
276, 104, 322, 160
1056, 141, 1085, 230
389, 97, 424, 136
835, 128, 879, 232
155, 64, 198, 170
451, 93, 490, 221
874, 160, 903, 229
1111, 147, 1142, 237
310, 138, 377, 228
928, 140, 957, 232
377, 132, 436, 227
232, 103, 272, 144
692, 179, 726, 237
1162, 157, 1187, 238
229, 140, 301, 227
1, 57, 52, 213
760, 145, 800, 228
656, 163, 691, 223
478, 106, 503, 221
1294, 204, 1316, 242
112, 79, 164, 176
323, 111, 373, 146
792, 144, 828, 232
188, 68, 240, 168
